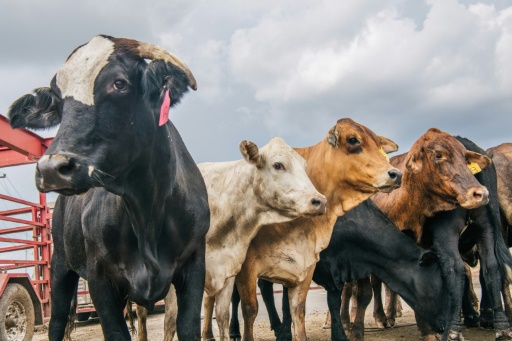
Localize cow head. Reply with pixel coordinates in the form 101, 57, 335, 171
8, 35, 196, 195
323, 118, 402, 213
405, 128, 491, 210
240, 138, 326, 218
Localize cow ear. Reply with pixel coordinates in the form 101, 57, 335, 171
142, 59, 192, 109
239, 140, 260, 165
419, 250, 439, 267
379, 136, 399, 153
406, 149, 423, 173
327, 126, 339, 148
8, 87, 60, 130
466, 151, 491, 171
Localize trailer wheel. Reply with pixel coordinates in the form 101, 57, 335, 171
0, 283, 35, 341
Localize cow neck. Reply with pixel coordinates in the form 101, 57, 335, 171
373, 160, 431, 241
293, 142, 350, 249
204, 160, 271, 246
121, 123, 174, 280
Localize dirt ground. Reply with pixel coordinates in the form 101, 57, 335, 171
33, 278, 498, 341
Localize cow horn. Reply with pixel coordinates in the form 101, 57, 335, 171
137, 41, 197, 91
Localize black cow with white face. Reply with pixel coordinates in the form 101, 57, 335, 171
8, 35, 210, 341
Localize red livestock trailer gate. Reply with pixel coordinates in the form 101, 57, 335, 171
0, 114, 53, 341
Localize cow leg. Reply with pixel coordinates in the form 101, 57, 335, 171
503, 282, 512, 325
48, 261, 79, 341
174, 242, 206, 341
87, 275, 131, 340
480, 271, 494, 329
462, 264, 480, 328
370, 275, 389, 329
202, 294, 216, 341
384, 284, 397, 327
339, 282, 352, 330
235, 266, 259, 341
327, 287, 348, 341
276, 287, 292, 341
164, 284, 177, 341
395, 293, 403, 317
416, 314, 442, 341
430, 224, 466, 341
136, 305, 148, 341
477, 235, 512, 339
349, 278, 372, 341
215, 277, 236, 341
229, 284, 242, 341
287, 268, 315, 341
258, 279, 282, 335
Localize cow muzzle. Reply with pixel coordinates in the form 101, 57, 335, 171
35, 154, 90, 195
459, 186, 489, 209
375, 168, 403, 193
303, 195, 327, 217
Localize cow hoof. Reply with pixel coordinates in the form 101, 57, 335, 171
496, 328, 512, 340
387, 318, 396, 327
276, 327, 292, 341
447, 330, 464, 341
463, 314, 480, 328
323, 322, 332, 329
481, 309, 495, 329
230, 338, 241, 341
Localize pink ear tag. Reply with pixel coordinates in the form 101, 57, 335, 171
159, 89, 171, 126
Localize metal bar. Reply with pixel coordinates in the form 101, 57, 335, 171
0, 207, 33, 216
0, 260, 46, 264
0, 149, 36, 167
0, 225, 34, 235
0, 193, 43, 208
0, 237, 44, 246
0, 115, 50, 157
0, 244, 33, 253
0, 215, 45, 227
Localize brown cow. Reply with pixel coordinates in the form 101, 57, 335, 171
359, 129, 491, 340
231, 118, 402, 341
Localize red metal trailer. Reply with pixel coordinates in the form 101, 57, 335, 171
0, 114, 53, 340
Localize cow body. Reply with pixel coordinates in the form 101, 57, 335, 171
8, 35, 209, 340
312, 199, 449, 341
232, 118, 402, 341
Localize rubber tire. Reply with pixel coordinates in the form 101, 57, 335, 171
0, 283, 35, 341
77, 312, 91, 322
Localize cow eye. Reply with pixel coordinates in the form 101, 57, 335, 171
348, 137, 359, 145
273, 162, 285, 171
114, 80, 127, 90
435, 152, 443, 159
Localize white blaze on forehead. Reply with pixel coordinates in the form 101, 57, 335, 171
56, 36, 115, 106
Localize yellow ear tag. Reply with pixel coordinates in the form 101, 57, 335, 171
467, 162, 481, 174
379, 147, 390, 162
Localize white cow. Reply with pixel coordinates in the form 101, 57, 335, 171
136, 137, 326, 341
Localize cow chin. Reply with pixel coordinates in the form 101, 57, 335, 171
458, 187, 490, 209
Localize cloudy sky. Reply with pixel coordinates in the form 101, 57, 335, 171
1, 0, 511, 203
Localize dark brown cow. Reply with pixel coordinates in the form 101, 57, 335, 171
368, 129, 492, 341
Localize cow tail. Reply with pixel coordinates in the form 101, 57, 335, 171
63, 294, 77, 341
125, 299, 137, 336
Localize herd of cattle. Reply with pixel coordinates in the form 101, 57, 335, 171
6, 35, 512, 341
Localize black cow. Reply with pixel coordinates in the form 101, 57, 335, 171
229, 199, 449, 341
8, 35, 210, 341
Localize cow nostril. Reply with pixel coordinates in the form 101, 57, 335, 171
58, 159, 76, 176
388, 169, 402, 184
473, 191, 483, 201
311, 199, 322, 207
